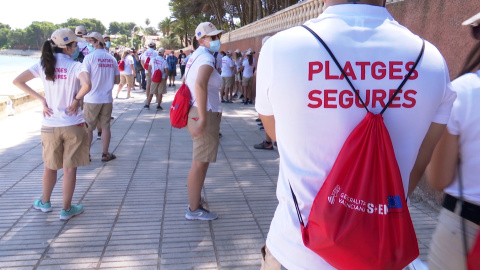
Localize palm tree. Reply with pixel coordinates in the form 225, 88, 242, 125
158, 17, 172, 37
145, 18, 151, 27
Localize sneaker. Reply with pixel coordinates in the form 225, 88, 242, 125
97, 132, 102, 139
143, 105, 150, 109
259, 127, 265, 130
255, 118, 261, 122
249, 100, 253, 104
185, 206, 218, 221
254, 141, 274, 150
157, 105, 163, 110
240, 94, 244, 99
33, 199, 52, 213
257, 123, 263, 127
233, 94, 238, 98
60, 205, 84, 220
219, 132, 223, 138
221, 99, 226, 103
168, 84, 171, 87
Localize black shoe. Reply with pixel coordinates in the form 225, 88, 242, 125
255, 118, 261, 122
233, 94, 238, 98
249, 100, 253, 104
143, 105, 150, 109
168, 84, 171, 87
259, 127, 265, 130
240, 94, 244, 99
97, 132, 102, 139
254, 141, 274, 150
172, 84, 175, 87
221, 100, 226, 103
257, 123, 263, 127
157, 105, 163, 110
219, 133, 223, 138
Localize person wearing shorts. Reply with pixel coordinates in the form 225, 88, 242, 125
167, 51, 178, 87
141, 41, 159, 106
239, 51, 255, 104
115, 49, 135, 99
183, 22, 224, 221
82, 32, 120, 162
13, 28, 92, 221
147, 47, 168, 110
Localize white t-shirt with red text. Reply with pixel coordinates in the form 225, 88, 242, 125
242, 58, 255, 78
141, 48, 158, 74
82, 48, 119, 104
149, 56, 168, 80
255, 4, 456, 270
221, 56, 234, 77
444, 70, 480, 205
185, 46, 222, 113
29, 53, 88, 127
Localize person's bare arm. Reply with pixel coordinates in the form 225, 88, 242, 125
13, 70, 53, 117
66, 71, 92, 116
259, 114, 276, 142
191, 65, 214, 137
114, 75, 120, 85
408, 122, 446, 196
425, 130, 459, 191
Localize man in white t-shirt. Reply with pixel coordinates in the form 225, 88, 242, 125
147, 47, 168, 110
220, 50, 235, 103
75, 25, 89, 61
141, 41, 159, 106
82, 32, 120, 162
255, 0, 457, 269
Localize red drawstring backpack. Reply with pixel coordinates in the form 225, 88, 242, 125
170, 56, 198, 128
468, 234, 480, 270
118, 60, 125, 71
151, 59, 162, 83
289, 25, 425, 270
143, 57, 151, 70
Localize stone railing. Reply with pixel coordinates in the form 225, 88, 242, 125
221, 0, 402, 44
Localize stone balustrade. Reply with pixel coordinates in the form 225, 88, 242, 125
221, 0, 402, 44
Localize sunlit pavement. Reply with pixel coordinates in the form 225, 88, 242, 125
0, 79, 438, 269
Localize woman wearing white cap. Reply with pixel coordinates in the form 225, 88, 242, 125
183, 22, 224, 221
426, 12, 480, 270
13, 28, 92, 221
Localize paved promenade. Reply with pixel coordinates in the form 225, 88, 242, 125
0, 84, 439, 269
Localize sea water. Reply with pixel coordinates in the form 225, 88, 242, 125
0, 55, 39, 73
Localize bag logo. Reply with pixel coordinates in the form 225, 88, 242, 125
328, 185, 341, 205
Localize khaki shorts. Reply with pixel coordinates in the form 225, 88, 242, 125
242, 76, 253, 87
146, 75, 152, 92
120, 74, 134, 85
187, 106, 222, 163
150, 80, 167, 95
221, 76, 234, 88
83, 103, 113, 132
41, 124, 90, 170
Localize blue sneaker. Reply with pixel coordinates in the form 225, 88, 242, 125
60, 205, 84, 220
33, 199, 52, 213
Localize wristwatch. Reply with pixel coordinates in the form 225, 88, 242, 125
73, 96, 81, 102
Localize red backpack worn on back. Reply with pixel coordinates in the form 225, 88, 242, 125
170, 56, 198, 128
289, 25, 425, 270
118, 60, 125, 71
143, 57, 151, 70
151, 59, 162, 83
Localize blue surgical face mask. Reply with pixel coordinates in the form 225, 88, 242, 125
105, 41, 111, 48
207, 40, 220, 53
87, 43, 95, 52
71, 46, 80, 59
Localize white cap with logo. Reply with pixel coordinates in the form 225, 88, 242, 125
195, 22, 224, 39
51, 28, 85, 48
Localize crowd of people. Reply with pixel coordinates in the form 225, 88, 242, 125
10, 0, 480, 269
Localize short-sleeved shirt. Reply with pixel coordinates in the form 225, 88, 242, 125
221, 56, 234, 77
444, 70, 480, 205
255, 4, 456, 269
167, 55, 178, 70
29, 53, 88, 127
120, 55, 134, 75
77, 41, 90, 57
82, 48, 120, 104
149, 56, 168, 80
178, 53, 187, 65
140, 48, 158, 74
242, 58, 255, 78
184, 46, 222, 113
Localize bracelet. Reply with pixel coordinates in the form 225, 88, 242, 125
73, 97, 81, 102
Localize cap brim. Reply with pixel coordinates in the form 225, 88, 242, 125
462, 13, 480, 26
75, 36, 86, 42
205, 29, 224, 36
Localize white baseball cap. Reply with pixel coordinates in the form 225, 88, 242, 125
148, 40, 156, 47
75, 25, 87, 36
158, 47, 165, 54
462, 12, 480, 26
235, 49, 240, 53
51, 28, 85, 48
195, 22, 224, 39
84, 32, 105, 45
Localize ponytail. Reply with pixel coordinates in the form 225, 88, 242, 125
41, 40, 59, 81
248, 55, 253, 66
193, 36, 199, 50
457, 42, 480, 78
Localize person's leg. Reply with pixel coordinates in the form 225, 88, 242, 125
101, 128, 111, 155
115, 83, 124, 98
157, 93, 163, 107
242, 85, 248, 103
146, 76, 151, 99
126, 84, 132, 98
42, 167, 57, 203
220, 85, 225, 101
187, 161, 210, 211
146, 94, 153, 106
62, 167, 77, 210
